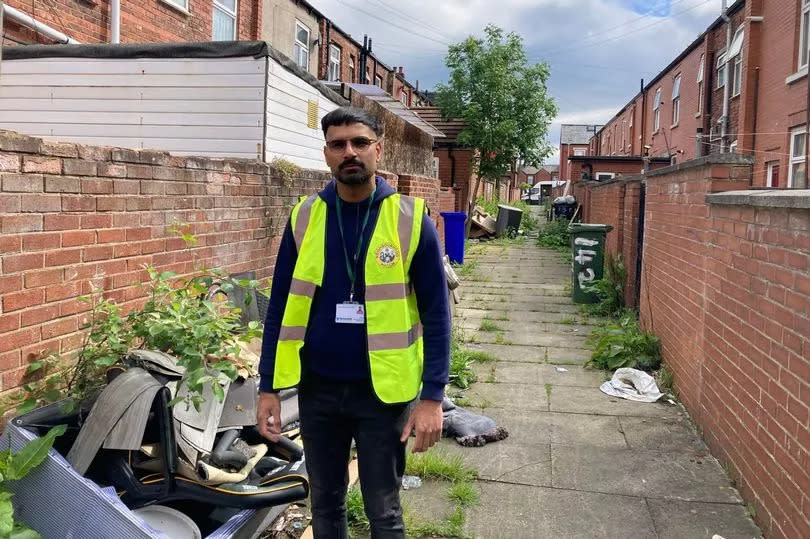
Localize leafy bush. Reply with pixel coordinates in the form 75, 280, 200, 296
536, 218, 570, 250
0, 425, 66, 538
583, 254, 627, 317
586, 311, 660, 371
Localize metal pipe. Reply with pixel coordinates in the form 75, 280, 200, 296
720, 0, 731, 151
110, 0, 120, 43
1, 4, 79, 44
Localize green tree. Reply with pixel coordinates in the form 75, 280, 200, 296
436, 24, 557, 235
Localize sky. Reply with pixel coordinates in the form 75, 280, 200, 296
308, 0, 726, 164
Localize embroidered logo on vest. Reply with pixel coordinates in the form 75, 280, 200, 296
375, 244, 398, 267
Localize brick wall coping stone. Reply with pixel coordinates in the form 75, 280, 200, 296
705, 189, 810, 209
645, 153, 755, 178
582, 174, 645, 189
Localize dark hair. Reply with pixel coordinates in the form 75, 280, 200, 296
321, 106, 384, 138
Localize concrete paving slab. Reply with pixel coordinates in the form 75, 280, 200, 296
471, 362, 606, 387
620, 416, 710, 454
458, 299, 580, 314
455, 309, 586, 325
545, 346, 592, 365
464, 482, 657, 539
462, 292, 574, 305
467, 329, 589, 348
470, 343, 548, 363
465, 382, 549, 411
458, 319, 596, 334
646, 499, 762, 539
438, 439, 552, 486
550, 385, 682, 418
482, 408, 627, 449
552, 445, 742, 503
399, 479, 455, 524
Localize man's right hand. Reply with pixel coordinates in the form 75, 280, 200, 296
257, 392, 282, 442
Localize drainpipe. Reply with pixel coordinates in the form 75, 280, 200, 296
324, 20, 331, 80
639, 78, 646, 153
720, 0, 731, 152
110, 0, 120, 43
1, 4, 80, 44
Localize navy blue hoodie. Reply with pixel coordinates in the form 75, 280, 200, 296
259, 177, 450, 401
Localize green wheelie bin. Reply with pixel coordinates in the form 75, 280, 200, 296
567, 223, 613, 304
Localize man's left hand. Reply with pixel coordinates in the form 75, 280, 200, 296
400, 399, 443, 453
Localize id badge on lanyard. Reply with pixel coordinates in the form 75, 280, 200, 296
336, 302, 365, 324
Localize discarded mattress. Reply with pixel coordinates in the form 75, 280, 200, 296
441, 398, 509, 447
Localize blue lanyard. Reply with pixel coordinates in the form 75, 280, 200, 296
335, 186, 376, 302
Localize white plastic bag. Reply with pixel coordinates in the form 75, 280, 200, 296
599, 368, 663, 403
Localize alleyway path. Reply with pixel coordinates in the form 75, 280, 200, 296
403, 212, 762, 538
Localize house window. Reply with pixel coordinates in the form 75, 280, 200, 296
573, 148, 586, 156
294, 21, 310, 70
716, 51, 727, 89
766, 161, 781, 188
527, 175, 534, 183
400, 90, 409, 106
165, 0, 188, 10
789, 128, 808, 188
653, 87, 661, 132
671, 75, 681, 126
729, 27, 744, 96
212, 0, 237, 40
348, 55, 356, 82
800, 0, 810, 70
328, 44, 341, 82
375, 74, 383, 87
596, 172, 615, 181
729, 140, 738, 153
697, 53, 704, 113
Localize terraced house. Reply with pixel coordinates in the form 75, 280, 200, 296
580, 0, 810, 189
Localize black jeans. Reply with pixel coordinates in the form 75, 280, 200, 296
299, 374, 412, 539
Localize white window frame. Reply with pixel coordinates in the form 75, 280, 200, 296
596, 172, 615, 181
800, 0, 810, 70
732, 54, 743, 96
328, 44, 341, 82
729, 140, 738, 153
294, 21, 310, 71
348, 56, 356, 83
573, 148, 586, 156
212, 0, 237, 40
671, 75, 681, 126
375, 74, 383, 87
789, 127, 807, 188
716, 51, 727, 89
400, 89, 409, 106
163, 0, 189, 11
766, 161, 780, 188
653, 87, 662, 132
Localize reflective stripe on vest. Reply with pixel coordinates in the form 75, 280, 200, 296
274, 192, 425, 404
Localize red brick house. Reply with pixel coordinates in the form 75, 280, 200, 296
2, 0, 261, 45
590, 0, 810, 188
414, 107, 479, 213
559, 124, 602, 181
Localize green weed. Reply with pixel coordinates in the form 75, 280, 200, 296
479, 320, 502, 332
586, 311, 660, 371
536, 218, 570, 250
448, 482, 479, 508
405, 450, 477, 483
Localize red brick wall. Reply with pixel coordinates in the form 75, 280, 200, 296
559, 143, 590, 181
748, 0, 808, 187
396, 174, 441, 230
4, 0, 260, 45
434, 148, 475, 213
435, 186, 454, 251
639, 155, 809, 539
318, 22, 362, 83
0, 129, 441, 396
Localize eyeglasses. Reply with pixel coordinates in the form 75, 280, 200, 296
325, 137, 378, 152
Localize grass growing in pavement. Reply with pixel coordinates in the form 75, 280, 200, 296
448, 481, 480, 507
405, 450, 477, 483
478, 319, 502, 332
346, 485, 369, 534
405, 506, 466, 538
557, 316, 577, 325
450, 327, 497, 389
452, 259, 478, 279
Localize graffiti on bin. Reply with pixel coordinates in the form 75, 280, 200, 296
574, 237, 600, 288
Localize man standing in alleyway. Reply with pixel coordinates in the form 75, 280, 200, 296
257, 106, 451, 539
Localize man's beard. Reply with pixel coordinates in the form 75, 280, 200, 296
336, 161, 372, 185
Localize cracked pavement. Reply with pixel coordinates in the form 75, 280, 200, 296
403, 215, 762, 538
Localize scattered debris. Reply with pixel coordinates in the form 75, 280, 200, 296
555, 367, 568, 373
442, 397, 509, 447
402, 475, 423, 490
599, 368, 663, 403
470, 206, 497, 239
262, 504, 311, 538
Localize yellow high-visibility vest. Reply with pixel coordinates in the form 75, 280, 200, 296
273, 192, 426, 404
